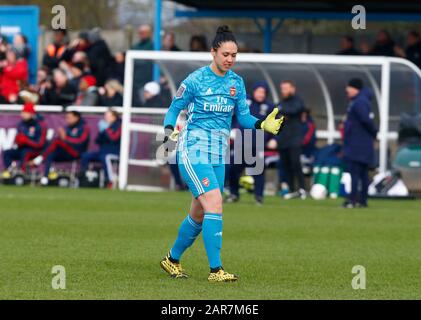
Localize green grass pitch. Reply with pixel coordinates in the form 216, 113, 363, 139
0, 185, 420, 300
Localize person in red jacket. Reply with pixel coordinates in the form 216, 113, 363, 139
2, 103, 47, 174
33, 110, 90, 185
0, 48, 28, 103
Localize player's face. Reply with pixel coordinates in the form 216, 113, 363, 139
212, 41, 238, 74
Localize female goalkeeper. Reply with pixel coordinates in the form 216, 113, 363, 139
160, 25, 284, 282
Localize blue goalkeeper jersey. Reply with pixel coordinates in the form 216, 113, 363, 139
165, 65, 256, 158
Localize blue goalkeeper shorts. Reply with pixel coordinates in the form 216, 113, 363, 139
177, 151, 225, 198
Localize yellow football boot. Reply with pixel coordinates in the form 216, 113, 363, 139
160, 253, 188, 279
208, 268, 238, 282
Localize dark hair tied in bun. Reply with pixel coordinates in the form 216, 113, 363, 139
212, 25, 237, 50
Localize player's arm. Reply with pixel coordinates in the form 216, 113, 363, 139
162, 78, 194, 149
235, 79, 284, 135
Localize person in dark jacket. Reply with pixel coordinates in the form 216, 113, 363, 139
131, 25, 154, 51
162, 32, 181, 51
405, 30, 421, 69
80, 109, 121, 188
301, 109, 317, 158
40, 68, 77, 107
276, 80, 307, 199
33, 111, 90, 185
342, 79, 378, 208
42, 29, 69, 71
142, 81, 163, 107
226, 81, 274, 205
85, 28, 113, 87
106, 52, 125, 84
68, 62, 87, 90
98, 79, 123, 107
301, 108, 317, 175
2, 103, 47, 173
337, 35, 361, 55
369, 30, 396, 57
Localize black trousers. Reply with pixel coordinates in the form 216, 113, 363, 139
346, 160, 369, 205
228, 163, 265, 199
280, 146, 305, 192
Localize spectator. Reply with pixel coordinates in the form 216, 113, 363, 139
33, 110, 90, 186
99, 79, 123, 107
131, 24, 154, 50
75, 75, 99, 106
107, 51, 125, 84
80, 108, 122, 188
1, 102, 47, 174
158, 76, 173, 106
276, 80, 307, 200
369, 30, 397, 56
190, 35, 208, 51
226, 81, 275, 205
42, 29, 69, 71
40, 68, 77, 107
405, 30, 421, 69
162, 32, 180, 51
337, 35, 361, 55
13, 33, 30, 60
72, 51, 90, 69
72, 31, 91, 52
142, 81, 162, 107
300, 108, 317, 175
68, 62, 86, 89
342, 79, 378, 209
25, 68, 50, 102
0, 48, 29, 103
359, 38, 371, 55
85, 28, 113, 86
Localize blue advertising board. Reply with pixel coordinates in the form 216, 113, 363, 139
0, 6, 39, 84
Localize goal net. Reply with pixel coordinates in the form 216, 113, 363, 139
119, 50, 421, 191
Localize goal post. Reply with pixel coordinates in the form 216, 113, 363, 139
119, 50, 421, 191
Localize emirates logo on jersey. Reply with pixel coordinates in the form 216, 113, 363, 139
202, 177, 210, 187
230, 87, 236, 97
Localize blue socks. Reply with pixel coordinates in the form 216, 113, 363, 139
169, 213, 223, 270
170, 215, 202, 261
202, 213, 223, 269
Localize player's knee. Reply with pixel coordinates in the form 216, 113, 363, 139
190, 211, 204, 224
209, 194, 223, 213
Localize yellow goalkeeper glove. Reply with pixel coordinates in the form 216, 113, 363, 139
260, 108, 284, 135
163, 127, 180, 153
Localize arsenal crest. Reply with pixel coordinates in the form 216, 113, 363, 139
230, 87, 236, 97
202, 177, 210, 187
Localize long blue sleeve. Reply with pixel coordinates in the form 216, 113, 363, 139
234, 78, 259, 129
163, 77, 195, 129
163, 104, 181, 129
236, 111, 259, 129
